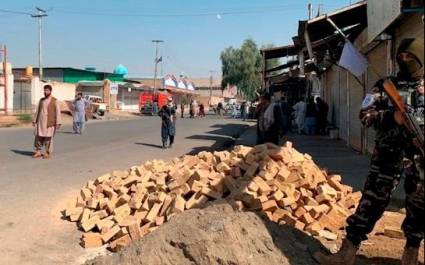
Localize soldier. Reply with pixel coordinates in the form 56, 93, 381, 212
314, 37, 424, 265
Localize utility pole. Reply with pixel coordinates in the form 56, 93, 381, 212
308, 3, 313, 20
152, 40, 164, 93
32, 7, 47, 80
209, 70, 216, 104
0, 45, 8, 115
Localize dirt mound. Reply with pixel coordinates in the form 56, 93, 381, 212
85, 202, 323, 265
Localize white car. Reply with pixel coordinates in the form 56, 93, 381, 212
84, 95, 107, 116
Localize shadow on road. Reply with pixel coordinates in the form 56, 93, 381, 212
135, 143, 164, 149
10, 149, 33, 157
57, 131, 76, 134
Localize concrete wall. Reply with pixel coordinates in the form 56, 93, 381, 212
0, 74, 14, 114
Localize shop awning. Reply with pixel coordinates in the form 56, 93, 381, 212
260, 44, 299, 60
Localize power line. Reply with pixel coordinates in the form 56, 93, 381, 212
0, 8, 32, 16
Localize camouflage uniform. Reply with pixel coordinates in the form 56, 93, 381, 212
345, 75, 424, 248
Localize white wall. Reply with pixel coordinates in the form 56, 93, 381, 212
0, 74, 14, 113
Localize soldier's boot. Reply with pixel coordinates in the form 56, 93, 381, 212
313, 239, 357, 265
401, 246, 419, 265
32, 151, 43, 158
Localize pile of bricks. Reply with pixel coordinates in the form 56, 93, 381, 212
63, 142, 361, 251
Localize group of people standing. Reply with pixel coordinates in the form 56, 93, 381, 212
293, 96, 329, 135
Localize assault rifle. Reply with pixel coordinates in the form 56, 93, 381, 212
382, 79, 424, 157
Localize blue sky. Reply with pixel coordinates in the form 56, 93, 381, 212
1, 0, 352, 77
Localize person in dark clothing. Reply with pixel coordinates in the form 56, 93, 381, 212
180, 103, 185, 118
199, 104, 205, 118
158, 97, 176, 149
279, 96, 291, 135
304, 97, 318, 135
316, 97, 329, 135
256, 94, 271, 145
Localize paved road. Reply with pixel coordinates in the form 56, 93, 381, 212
0, 116, 250, 265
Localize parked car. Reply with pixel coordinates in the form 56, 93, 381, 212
84, 95, 107, 116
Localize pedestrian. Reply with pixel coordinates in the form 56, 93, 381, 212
180, 103, 185, 118
304, 97, 317, 135
231, 103, 238, 119
152, 101, 159, 115
199, 103, 205, 118
32, 85, 62, 159
158, 97, 177, 149
316, 97, 329, 135
240, 102, 247, 121
217, 102, 223, 116
279, 96, 291, 135
189, 100, 195, 118
292, 98, 306, 134
256, 94, 271, 145
314, 38, 424, 265
263, 95, 285, 145
72, 92, 89, 134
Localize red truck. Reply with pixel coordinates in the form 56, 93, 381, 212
139, 92, 170, 115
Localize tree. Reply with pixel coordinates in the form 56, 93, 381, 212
220, 39, 280, 101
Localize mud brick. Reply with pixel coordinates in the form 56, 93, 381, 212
159, 195, 174, 216
134, 210, 148, 223
262, 200, 278, 211
183, 156, 200, 169
318, 230, 338, 241
316, 193, 334, 204
305, 221, 322, 235
257, 195, 268, 203
112, 170, 129, 179
155, 216, 165, 226
264, 211, 275, 221
318, 184, 337, 197
307, 204, 330, 218
304, 153, 312, 160
172, 195, 186, 213
272, 190, 284, 201
96, 173, 111, 184
82, 233, 103, 248
328, 177, 345, 193
109, 234, 131, 252
216, 162, 231, 173
80, 188, 92, 201
293, 190, 301, 201
253, 177, 271, 195
102, 186, 115, 199
129, 193, 145, 209
79, 208, 92, 224
300, 213, 315, 225
384, 227, 404, 239
247, 181, 259, 192
128, 223, 142, 241
280, 183, 295, 196
243, 163, 259, 178
304, 197, 319, 206
117, 194, 131, 206
96, 218, 115, 231
90, 210, 108, 219
271, 209, 289, 221
281, 213, 298, 226
81, 215, 100, 232
318, 213, 344, 233
145, 203, 162, 222
65, 206, 83, 217
328, 174, 342, 182
201, 186, 222, 199
286, 172, 301, 183
294, 207, 307, 218
113, 204, 131, 223
276, 167, 291, 182
234, 145, 253, 157
185, 192, 208, 209
299, 188, 312, 198
118, 186, 129, 196
117, 216, 138, 227
140, 197, 150, 211
193, 170, 210, 180
278, 195, 296, 207
86, 198, 99, 210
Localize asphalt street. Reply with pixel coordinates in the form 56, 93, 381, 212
0, 116, 250, 265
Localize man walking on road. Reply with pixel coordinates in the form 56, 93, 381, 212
72, 92, 89, 134
32, 85, 62, 159
159, 97, 177, 149
314, 38, 424, 265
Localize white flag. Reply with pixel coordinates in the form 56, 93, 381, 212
338, 40, 368, 77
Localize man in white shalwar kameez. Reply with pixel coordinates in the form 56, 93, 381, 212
292, 98, 306, 134
32, 85, 62, 159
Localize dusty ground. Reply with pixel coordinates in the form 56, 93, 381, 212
85, 203, 424, 265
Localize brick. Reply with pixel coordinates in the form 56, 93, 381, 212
159, 195, 174, 216
247, 181, 259, 192
294, 207, 307, 218
273, 209, 292, 220
216, 162, 231, 173
117, 216, 138, 227
201, 186, 222, 200
276, 167, 291, 182
384, 226, 404, 239
318, 212, 345, 233
101, 225, 121, 243
267, 149, 284, 160
186, 193, 208, 209
82, 233, 103, 248
90, 210, 108, 219
109, 234, 131, 252
172, 195, 186, 213
308, 204, 330, 218
223, 176, 238, 192
81, 215, 100, 232
318, 230, 338, 241
278, 196, 296, 207
272, 190, 284, 201
317, 184, 337, 198
96, 173, 111, 184
231, 167, 242, 178
300, 213, 315, 225
145, 203, 162, 222
253, 177, 271, 195
304, 197, 319, 206
65, 207, 83, 217
155, 216, 165, 226
305, 221, 322, 235
96, 218, 115, 231
262, 200, 278, 211
113, 204, 131, 224
80, 188, 92, 201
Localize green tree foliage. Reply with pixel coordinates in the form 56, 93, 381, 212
221, 39, 279, 101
